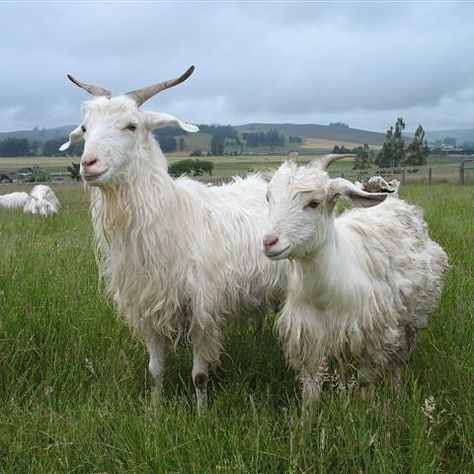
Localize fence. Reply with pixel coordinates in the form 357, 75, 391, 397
330, 162, 474, 186
1, 156, 474, 186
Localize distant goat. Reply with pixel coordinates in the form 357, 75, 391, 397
24, 185, 61, 217
263, 154, 448, 412
0, 191, 31, 210
0, 185, 60, 217
62, 66, 286, 413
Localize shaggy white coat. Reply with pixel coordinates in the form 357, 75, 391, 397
24, 185, 61, 217
0, 192, 31, 209
61, 96, 286, 412
263, 159, 448, 410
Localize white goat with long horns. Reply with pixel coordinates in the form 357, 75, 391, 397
62, 66, 286, 413
263, 154, 448, 413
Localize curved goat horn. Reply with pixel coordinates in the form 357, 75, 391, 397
125, 65, 195, 106
67, 74, 112, 98
316, 154, 356, 170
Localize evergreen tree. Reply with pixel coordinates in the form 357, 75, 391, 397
404, 125, 429, 167
353, 143, 373, 169
210, 135, 225, 155
67, 163, 81, 181
376, 117, 405, 167
159, 136, 177, 153
0, 138, 30, 156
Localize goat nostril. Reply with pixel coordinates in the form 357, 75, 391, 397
263, 235, 279, 250
83, 157, 98, 169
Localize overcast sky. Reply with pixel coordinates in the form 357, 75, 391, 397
1, 1, 473, 133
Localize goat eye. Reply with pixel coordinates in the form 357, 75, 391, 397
265, 192, 270, 202
124, 124, 137, 132
81, 125, 86, 133
305, 200, 319, 209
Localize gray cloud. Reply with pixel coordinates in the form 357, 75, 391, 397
1, 2, 473, 132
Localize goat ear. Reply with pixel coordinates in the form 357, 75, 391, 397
59, 126, 84, 151
328, 177, 387, 208
146, 111, 199, 133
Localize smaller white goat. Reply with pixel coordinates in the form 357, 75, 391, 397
0, 185, 60, 217
24, 185, 61, 217
263, 154, 448, 412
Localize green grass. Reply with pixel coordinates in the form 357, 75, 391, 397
0, 184, 473, 473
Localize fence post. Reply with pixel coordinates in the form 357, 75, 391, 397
402, 169, 406, 185
460, 161, 464, 185
428, 167, 432, 186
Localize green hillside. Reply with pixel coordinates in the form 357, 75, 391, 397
236, 123, 386, 146
3, 123, 473, 149
0, 125, 75, 142
0, 122, 386, 147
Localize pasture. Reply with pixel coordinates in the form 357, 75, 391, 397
1, 153, 470, 184
0, 183, 473, 473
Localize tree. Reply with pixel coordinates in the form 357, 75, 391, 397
241, 130, 285, 150
42, 137, 83, 156
404, 125, 429, 167
376, 117, 405, 167
169, 159, 213, 176
210, 135, 225, 155
159, 136, 177, 153
0, 138, 30, 156
353, 143, 373, 170
67, 162, 81, 181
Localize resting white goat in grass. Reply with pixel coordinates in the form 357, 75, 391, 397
0, 185, 60, 217
263, 154, 448, 412
0, 191, 31, 210
62, 66, 286, 413
23, 185, 61, 217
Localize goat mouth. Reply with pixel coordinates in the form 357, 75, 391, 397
83, 169, 108, 182
265, 245, 291, 260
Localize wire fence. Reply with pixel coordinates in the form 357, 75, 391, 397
1, 156, 474, 186
331, 160, 474, 186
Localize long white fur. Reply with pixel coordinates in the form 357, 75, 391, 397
0, 192, 31, 209
264, 159, 448, 410
64, 96, 286, 412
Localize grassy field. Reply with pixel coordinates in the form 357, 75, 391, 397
0, 183, 473, 473
0, 152, 467, 178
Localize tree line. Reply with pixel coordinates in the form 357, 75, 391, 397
331, 118, 431, 170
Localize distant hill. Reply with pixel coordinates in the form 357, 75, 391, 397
0, 122, 386, 147
13, 122, 473, 153
236, 123, 386, 146
3, 123, 473, 149
0, 126, 75, 142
